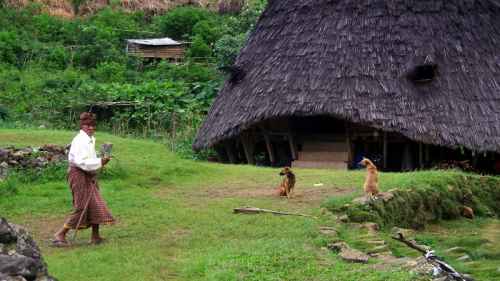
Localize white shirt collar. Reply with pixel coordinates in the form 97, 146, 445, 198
79, 130, 95, 143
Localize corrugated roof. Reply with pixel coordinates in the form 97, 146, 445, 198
126, 37, 181, 46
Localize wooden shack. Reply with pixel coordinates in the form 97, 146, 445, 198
126, 37, 186, 62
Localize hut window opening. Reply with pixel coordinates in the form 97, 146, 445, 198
409, 64, 437, 83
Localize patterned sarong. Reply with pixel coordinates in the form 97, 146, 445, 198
64, 166, 115, 229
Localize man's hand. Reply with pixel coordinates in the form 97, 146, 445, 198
101, 157, 111, 166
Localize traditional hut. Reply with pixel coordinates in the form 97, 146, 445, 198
194, 0, 500, 172
126, 37, 186, 61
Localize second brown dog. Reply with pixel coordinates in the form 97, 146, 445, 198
276, 167, 296, 199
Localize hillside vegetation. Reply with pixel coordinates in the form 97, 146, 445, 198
0, 1, 265, 158
3, 0, 235, 18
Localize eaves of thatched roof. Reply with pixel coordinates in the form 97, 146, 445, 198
194, 0, 500, 153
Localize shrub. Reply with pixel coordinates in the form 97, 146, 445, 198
187, 35, 212, 58
214, 33, 247, 68
154, 6, 213, 40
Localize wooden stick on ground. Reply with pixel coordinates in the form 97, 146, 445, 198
233, 207, 317, 219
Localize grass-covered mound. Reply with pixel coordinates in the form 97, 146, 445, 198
325, 174, 500, 229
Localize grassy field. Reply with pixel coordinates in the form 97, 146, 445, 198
0, 129, 499, 281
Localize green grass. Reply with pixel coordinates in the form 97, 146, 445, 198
0, 129, 499, 281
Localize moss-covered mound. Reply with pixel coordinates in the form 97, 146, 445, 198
327, 175, 500, 229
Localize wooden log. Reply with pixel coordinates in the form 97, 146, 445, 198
233, 207, 317, 218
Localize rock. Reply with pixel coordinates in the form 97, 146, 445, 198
367, 245, 388, 254
352, 196, 371, 205
319, 226, 338, 236
339, 215, 349, 222
378, 191, 395, 202
0, 273, 28, 281
339, 247, 370, 263
0, 218, 17, 244
0, 162, 8, 179
0, 218, 56, 281
8, 224, 45, 275
362, 222, 379, 232
391, 227, 415, 238
407, 256, 435, 275
0, 254, 38, 280
456, 254, 471, 262
35, 276, 57, 281
366, 240, 386, 245
327, 242, 370, 263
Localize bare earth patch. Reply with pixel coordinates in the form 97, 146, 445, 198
203, 185, 356, 204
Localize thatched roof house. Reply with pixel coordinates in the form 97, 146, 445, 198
195, 0, 500, 171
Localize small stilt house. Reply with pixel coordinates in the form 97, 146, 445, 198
126, 37, 186, 62
194, 0, 500, 173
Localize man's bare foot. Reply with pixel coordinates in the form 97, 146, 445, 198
90, 237, 105, 245
54, 228, 68, 243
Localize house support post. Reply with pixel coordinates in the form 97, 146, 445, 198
383, 132, 388, 170
419, 143, 424, 169
224, 140, 237, 164
263, 133, 275, 164
287, 133, 297, 160
240, 132, 255, 165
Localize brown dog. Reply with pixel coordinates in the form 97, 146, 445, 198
359, 157, 380, 197
276, 167, 296, 199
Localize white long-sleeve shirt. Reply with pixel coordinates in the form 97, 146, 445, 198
68, 130, 102, 172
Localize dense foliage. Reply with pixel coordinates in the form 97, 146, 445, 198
0, 1, 266, 158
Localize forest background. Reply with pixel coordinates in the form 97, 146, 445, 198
0, 0, 266, 158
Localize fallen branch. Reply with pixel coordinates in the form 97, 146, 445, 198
233, 207, 317, 219
392, 232, 474, 281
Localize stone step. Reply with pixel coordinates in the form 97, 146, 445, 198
298, 151, 349, 161
292, 160, 348, 170
366, 240, 386, 245
367, 245, 389, 254
302, 142, 348, 152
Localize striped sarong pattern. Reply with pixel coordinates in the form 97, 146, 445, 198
64, 166, 115, 229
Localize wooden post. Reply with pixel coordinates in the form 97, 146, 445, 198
224, 140, 237, 164
425, 144, 430, 163
263, 133, 275, 164
240, 133, 255, 165
214, 145, 228, 163
383, 132, 388, 170
419, 143, 423, 169
287, 133, 297, 160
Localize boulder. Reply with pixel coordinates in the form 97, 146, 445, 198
0, 218, 56, 281
0, 254, 38, 280
0, 218, 16, 244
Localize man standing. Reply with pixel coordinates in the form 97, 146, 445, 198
53, 112, 114, 246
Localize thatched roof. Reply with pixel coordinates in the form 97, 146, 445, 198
194, 0, 500, 153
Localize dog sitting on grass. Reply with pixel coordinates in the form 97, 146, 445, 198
359, 157, 380, 197
276, 167, 296, 199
